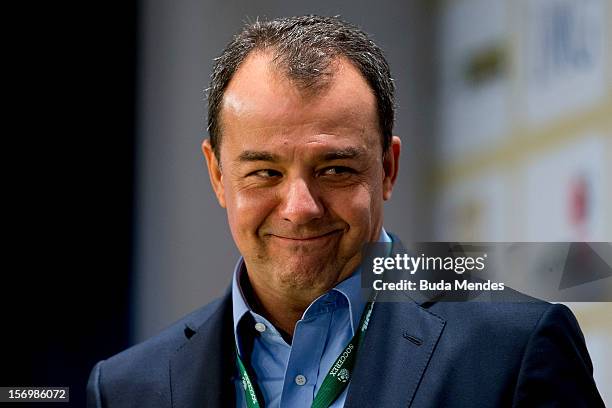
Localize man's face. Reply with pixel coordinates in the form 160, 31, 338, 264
203, 52, 400, 301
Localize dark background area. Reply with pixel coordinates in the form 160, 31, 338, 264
3, 2, 137, 406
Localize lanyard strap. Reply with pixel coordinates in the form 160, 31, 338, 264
235, 298, 375, 408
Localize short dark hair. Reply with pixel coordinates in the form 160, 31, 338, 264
207, 15, 395, 160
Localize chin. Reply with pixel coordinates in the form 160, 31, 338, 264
275, 260, 342, 292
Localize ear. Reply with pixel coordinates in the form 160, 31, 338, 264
202, 139, 227, 208
382, 136, 401, 200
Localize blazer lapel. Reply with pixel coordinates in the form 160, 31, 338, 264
344, 300, 446, 408
169, 293, 236, 408
345, 234, 447, 407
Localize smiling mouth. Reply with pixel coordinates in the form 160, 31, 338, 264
268, 230, 342, 242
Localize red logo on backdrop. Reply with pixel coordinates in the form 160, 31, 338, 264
569, 175, 589, 239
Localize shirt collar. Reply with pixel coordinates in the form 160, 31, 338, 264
232, 228, 392, 350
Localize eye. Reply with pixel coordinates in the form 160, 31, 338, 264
248, 169, 282, 179
319, 166, 355, 176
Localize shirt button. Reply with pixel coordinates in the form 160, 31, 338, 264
295, 374, 307, 386
254, 322, 266, 333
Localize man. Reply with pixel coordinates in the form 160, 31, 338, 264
88, 16, 604, 407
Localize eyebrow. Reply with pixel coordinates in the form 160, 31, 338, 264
323, 147, 366, 161
238, 150, 281, 162
236, 146, 366, 163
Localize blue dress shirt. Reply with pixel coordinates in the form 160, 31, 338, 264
232, 229, 391, 408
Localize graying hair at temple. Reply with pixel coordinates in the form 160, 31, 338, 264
206, 15, 396, 160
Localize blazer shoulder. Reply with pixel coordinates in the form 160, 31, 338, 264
512, 302, 604, 405
90, 294, 230, 394
426, 286, 559, 346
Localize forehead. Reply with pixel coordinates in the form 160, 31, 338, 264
218, 52, 380, 157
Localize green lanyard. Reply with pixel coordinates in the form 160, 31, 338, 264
235, 297, 376, 408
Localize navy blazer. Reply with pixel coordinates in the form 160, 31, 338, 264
88, 238, 604, 407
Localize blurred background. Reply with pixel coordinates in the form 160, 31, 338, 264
4, 0, 610, 406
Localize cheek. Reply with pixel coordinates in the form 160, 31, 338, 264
225, 188, 278, 237
326, 185, 376, 228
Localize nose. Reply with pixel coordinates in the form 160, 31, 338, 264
278, 177, 324, 225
